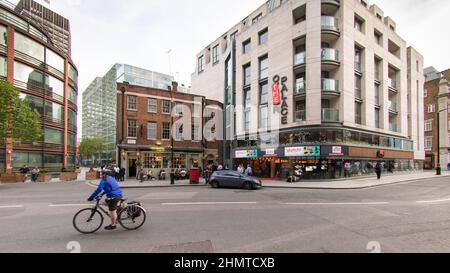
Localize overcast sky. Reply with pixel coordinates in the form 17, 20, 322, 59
13, 0, 450, 137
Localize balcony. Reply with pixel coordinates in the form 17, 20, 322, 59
322, 108, 340, 123
321, 0, 340, 7
294, 52, 306, 67
321, 16, 340, 35
295, 110, 306, 122
388, 78, 397, 92
294, 80, 306, 97
321, 48, 340, 69
322, 79, 340, 97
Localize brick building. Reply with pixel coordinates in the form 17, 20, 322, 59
424, 68, 450, 169
116, 82, 223, 178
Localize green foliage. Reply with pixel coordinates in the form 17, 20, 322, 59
0, 81, 42, 145
78, 137, 106, 164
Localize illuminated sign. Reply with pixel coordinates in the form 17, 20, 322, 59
284, 146, 321, 157
235, 150, 258, 158
273, 75, 289, 125
264, 148, 277, 157
330, 146, 343, 156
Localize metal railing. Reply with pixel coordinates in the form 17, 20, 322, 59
14, 50, 45, 68
321, 16, 339, 32
295, 110, 306, 122
294, 52, 306, 66
0, 44, 6, 55
322, 78, 340, 93
13, 79, 64, 103
322, 108, 339, 122
0, 6, 48, 43
321, 48, 339, 62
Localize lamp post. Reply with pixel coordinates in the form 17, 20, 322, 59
170, 85, 175, 185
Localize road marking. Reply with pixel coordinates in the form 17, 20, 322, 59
161, 202, 258, 206
416, 198, 450, 204
283, 202, 390, 206
0, 205, 24, 209
48, 204, 89, 207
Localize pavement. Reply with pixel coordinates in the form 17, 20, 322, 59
86, 171, 450, 190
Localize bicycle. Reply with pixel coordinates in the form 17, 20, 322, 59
73, 193, 147, 234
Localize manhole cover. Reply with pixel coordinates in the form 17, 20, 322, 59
153, 240, 214, 253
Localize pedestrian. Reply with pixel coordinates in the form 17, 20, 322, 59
245, 164, 253, 176
237, 164, 244, 174
114, 166, 120, 180
375, 162, 382, 180
147, 169, 155, 181
138, 169, 145, 183
31, 167, 40, 183
344, 162, 351, 178
224, 164, 230, 170
217, 164, 224, 171
19, 165, 30, 182
119, 167, 126, 182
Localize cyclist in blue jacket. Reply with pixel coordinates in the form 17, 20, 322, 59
88, 170, 123, 230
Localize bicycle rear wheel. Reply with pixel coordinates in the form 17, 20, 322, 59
118, 206, 146, 230
73, 208, 104, 234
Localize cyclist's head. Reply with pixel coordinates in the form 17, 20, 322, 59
102, 169, 114, 178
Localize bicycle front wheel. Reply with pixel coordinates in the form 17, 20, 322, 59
118, 206, 147, 230
73, 208, 104, 234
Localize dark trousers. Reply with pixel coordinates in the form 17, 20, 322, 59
376, 171, 381, 180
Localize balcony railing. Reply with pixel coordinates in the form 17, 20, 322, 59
294, 52, 306, 66
295, 80, 306, 95
388, 78, 397, 90
295, 110, 306, 122
322, 108, 339, 122
321, 16, 339, 32
322, 79, 340, 93
321, 48, 339, 62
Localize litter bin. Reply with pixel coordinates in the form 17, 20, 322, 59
189, 167, 201, 184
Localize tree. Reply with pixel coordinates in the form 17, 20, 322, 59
0, 81, 42, 146
78, 137, 106, 166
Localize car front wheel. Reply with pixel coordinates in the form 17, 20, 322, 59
243, 182, 253, 190
211, 180, 219, 188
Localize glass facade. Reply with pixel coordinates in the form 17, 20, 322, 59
69, 86, 77, 104
45, 74, 64, 100
0, 24, 7, 46
44, 101, 64, 122
44, 154, 64, 168
0, 56, 7, 77
69, 63, 78, 83
14, 61, 44, 88
46, 49, 65, 72
44, 128, 63, 144
68, 133, 76, 147
68, 109, 76, 126
14, 32, 45, 61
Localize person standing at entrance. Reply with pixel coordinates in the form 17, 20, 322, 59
375, 162, 382, 180
344, 162, 351, 178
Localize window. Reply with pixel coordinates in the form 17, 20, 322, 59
375, 108, 380, 129
259, 28, 268, 45
69, 86, 77, 104
44, 128, 63, 144
243, 64, 251, 86
355, 47, 362, 72
128, 120, 137, 138
198, 55, 204, 73
425, 120, 433, 132
424, 89, 428, 98
374, 84, 380, 105
244, 111, 250, 131
252, 13, 263, 24
44, 101, 63, 122
259, 105, 268, 129
147, 122, 157, 140
14, 61, 44, 88
128, 96, 137, 110
45, 75, 64, 101
68, 109, 76, 126
193, 103, 201, 118
46, 49, 64, 73
192, 124, 200, 141
14, 32, 45, 62
230, 31, 238, 41
69, 64, 78, 83
259, 82, 268, 105
374, 30, 383, 46
144, 154, 161, 169
176, 103, 183, 116
162, 100, 171, 114
259, 56, 268, 79
244, 89, 251, 109
68, 133, 76, 147
425, 137, 433, 150
243, 39, 251, 54
148, 98, 157, 113
212, 45, 219, 64
355, 102, 362, 125
0, 56, 6, 77
0, 25, 6, 46
354, 15, 364, 33
175, 124, 183, 140
162, 123, 171, 140
428, 104, 435, 113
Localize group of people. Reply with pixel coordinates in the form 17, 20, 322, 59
92, 165, 126, 182
137, 169, 169, 182
19, 165, 40, 183
237, 164, 253, 176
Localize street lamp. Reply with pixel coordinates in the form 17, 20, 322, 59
170, 84, 175, 185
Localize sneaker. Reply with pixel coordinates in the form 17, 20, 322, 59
104, 225, 117, 231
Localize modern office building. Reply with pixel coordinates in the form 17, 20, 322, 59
191, 0, 425, 179
116, 81, 222, 178
423, 67, 450, 170
0, 0, 78, 172
15, 0, 71, 56
82, 64, 191, 164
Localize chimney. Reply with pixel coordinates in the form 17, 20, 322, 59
171, 81, 178, 92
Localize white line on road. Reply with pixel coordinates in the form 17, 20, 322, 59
416, 198, 450, 204
282, 202, 390, 206
0, 205, 24, 209
48, 204, 90, 207
161, 202, 258, 206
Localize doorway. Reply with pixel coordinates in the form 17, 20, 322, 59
128, 159, 137, 178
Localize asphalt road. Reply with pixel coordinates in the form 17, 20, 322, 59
1, 176, 450, 253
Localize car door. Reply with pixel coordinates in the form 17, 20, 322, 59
223, 172, 243, 188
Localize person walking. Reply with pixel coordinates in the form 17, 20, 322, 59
30, 167, 40, 183
19, 165, 30, 182
375, 162, 382, 180
237, 164, 244, 174
344, 162, 351, 178
245, 164, 253, 176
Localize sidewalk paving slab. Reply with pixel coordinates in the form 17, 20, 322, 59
86, 171, 450, 190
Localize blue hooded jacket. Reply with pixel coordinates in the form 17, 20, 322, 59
89, 176, 123, 199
